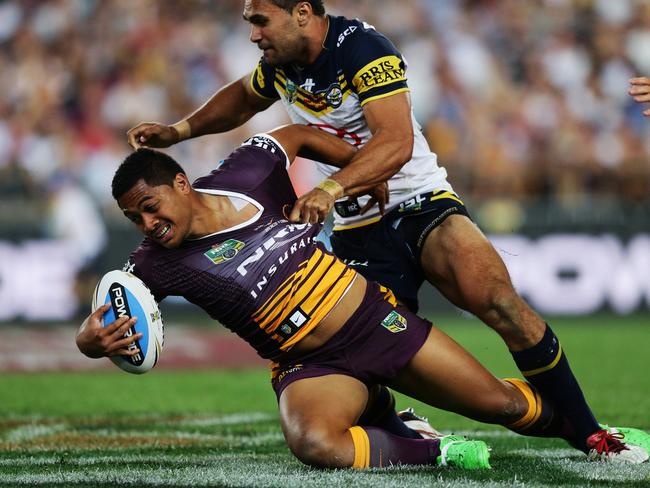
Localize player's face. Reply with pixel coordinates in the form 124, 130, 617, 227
118, 176, 193, 249
243, 0, 308, 66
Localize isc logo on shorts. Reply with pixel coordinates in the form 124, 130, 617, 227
381, 310, 407, 333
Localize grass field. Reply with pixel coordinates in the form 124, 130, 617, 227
0, 315, 648, 487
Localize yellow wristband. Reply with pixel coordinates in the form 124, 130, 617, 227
171, 120, 192, 141
316, 178, 344, 199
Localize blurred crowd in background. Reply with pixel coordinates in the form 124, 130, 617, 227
1, 0, 649, 259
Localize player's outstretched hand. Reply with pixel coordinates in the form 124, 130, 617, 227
127, 122, 180, 149
289, 188, 334, 224
629, 77, 650, 116
75, 304, 142, 359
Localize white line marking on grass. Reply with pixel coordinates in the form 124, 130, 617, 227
75, 428, 286, 447
162, 412, 276, 427
3, 423, 68, 442
511, 448, 581, 459
451, 430, 519, 438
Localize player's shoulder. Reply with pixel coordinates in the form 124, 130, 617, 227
330, 15, 400, 57
192, 133, 291, 194
220, 133, 289, 171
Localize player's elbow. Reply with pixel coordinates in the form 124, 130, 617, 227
389, 129, 414, 170
397, 135, 414, 164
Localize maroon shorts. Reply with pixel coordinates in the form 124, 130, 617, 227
271, 281, 432, 399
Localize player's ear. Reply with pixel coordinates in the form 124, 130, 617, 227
174, 173, 191, 194
296, 1, 311, 26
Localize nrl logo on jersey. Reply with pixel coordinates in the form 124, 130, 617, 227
204, 239, 245, 265
286, 79, 298, 104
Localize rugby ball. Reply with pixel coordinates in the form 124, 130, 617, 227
92, 270, 164, 374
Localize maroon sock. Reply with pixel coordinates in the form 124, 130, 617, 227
357, 385, 422, 440
349, 426, 440, 468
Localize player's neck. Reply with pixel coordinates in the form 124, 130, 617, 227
303, 14, 329, 65
188, 193, 255, 238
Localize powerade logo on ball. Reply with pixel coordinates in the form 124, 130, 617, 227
108, 282, 145, 366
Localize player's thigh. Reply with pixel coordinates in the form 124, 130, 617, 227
279, 374, 369, 464
389, 327, 525, 424
331, 223, 422, 312
420, 214, 514, 310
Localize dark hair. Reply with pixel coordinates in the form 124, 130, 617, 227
112, 148, 186, 201
270, 0, 325, 16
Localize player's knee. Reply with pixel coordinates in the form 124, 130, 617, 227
484, 285, 519, 320
285, 425, 348, 468
478, 381, 529, 425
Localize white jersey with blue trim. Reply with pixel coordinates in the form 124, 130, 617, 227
250, 15, 453, 230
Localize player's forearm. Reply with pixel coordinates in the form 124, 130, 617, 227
184, 77, 263, 137
330, 128, 412, 196
295, 126, 357, 168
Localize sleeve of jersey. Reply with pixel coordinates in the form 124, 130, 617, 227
249, 57, 281, 101
343, 29, 409, 107
240, 133, 291, 170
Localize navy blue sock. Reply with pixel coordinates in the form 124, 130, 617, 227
357, 385, 422, 440
511, 324, 599, 451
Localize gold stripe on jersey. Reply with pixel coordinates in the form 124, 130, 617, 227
333, 215, 383, 231
360, 87, 410, 107
378, 284, 398, 307
430, 190, 464, 206
252, 260, 310, 324
251, 248, 357, 350
250, 68, 277, 101
255, 249, 333, 332
352, 55, 406, 95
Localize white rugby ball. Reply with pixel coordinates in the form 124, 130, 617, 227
92, 270, 164, 374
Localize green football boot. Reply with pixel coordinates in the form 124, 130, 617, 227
437, 435, 492, 469
602, 425, 650, 457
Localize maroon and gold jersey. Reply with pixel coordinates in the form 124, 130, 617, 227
124, 134, 357, 360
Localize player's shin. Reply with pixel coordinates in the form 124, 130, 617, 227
503, 378, 578, 446
509, 323, 599, 451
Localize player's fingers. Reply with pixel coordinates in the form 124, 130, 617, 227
360, 197, 377, 215
111, 316, 137, 340
104, 315, 131, 335
127, 131, 141, 149
629, 77, 650, 85
109, 337, 142, 357
644, 109, 650, 117
289, 200, 305, 223
127, 123, 154, 149
113, 332, 143, 351
378, 196, 386, 215
110, 348, 138, 357
310, 208, 320, 224
136, 125, 164, 146
629, 85, 650, 95
92, 303, 112, 318
632, 93, 650, 103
